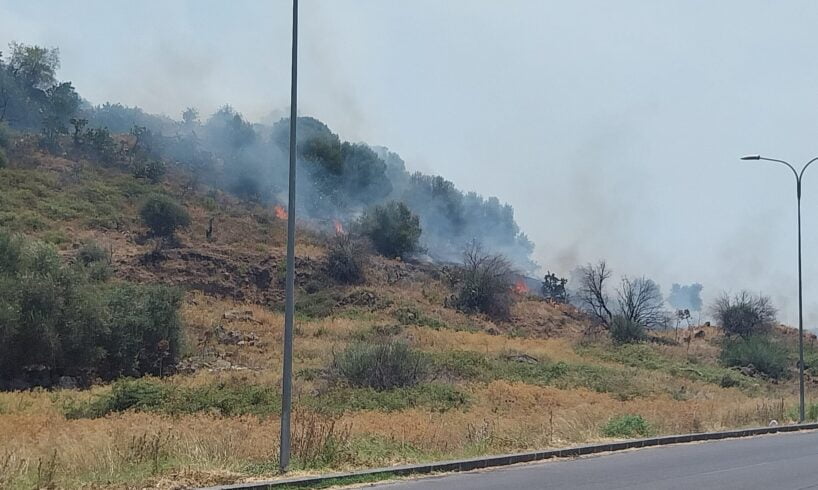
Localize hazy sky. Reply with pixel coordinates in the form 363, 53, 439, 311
3, 0, 818, 326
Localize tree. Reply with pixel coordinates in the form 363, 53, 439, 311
181, 107, 199, 126
577, 262, 668, 340
139, 194, 191, 239
325, 233, 368, 284
357, 201, 421, 258
577, 261, 613, 325
616, 277, 668, 330
1, 43, 62, 129
7, 42, 59, 91
454, 241, 516, 320
542, 271, 568, 303
712, 291, 776, 338
41, 81, 79, 148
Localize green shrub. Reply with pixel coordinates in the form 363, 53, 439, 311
720, 335, 789, 379
102, 284, 183, 378
139, 194, 191, 238
132, 156, 166, 183
356, 201, 421, 259
65, 378, 281, 419
333, 341, 429, 390
77, 241, 109, 265
295, 289, 341, 319
0, 236, 106, 383
325, 234, 367, 284
602, 414, 652, 438
77, 240, 112, 281
432, 351, 649, 400
0, 230, 183, 386
610, 315, 646, 344
394, 307, 446, 329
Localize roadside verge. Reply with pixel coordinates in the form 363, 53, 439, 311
199, 422, 818, 490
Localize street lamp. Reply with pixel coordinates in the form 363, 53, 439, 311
280, 0, 298, 472
741, 154, 818, 423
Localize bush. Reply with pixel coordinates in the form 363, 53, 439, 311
295, 289, 341, 319
76, 240, 112, 281
102, 284, 183, 378
325, 234, 367, 284
0, 147, 7, 169
0, 230, 183, 387
132, 156, 166, 183
720, 335, 789, 380
77, 241, 109, 265
542, 271, 568, 303
357, 201, 421, 258
454, 241, 515, 320
610, 315, 646, 344
333, 341, 429, 390
65, 378, 281, 419
712, 291, 776, 338
602, 414, 652, 438
139, 194, 191, 238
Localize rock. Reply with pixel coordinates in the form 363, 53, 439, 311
504, 353, 539, 364
740, 364, 757, 377
212, 325, 259, 346
176, 358, 199, 374
213, 359, 233, 370
57, 376, 78, 389
223, 309, 256, 322
214, 325, 241, 345
769, 419, 779, 427
693, 329, 706, 339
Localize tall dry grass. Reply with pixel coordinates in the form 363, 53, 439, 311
0, 292, 804, 488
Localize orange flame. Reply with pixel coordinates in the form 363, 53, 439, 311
334, 220, 345, 235
513, 278, 529, 294
274, 205, 288, 220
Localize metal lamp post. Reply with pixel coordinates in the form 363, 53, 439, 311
741, 154, 818, 423
280, 0, 298, 472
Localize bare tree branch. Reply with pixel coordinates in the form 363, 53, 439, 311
616, 276, 668, 330
577, 261, 613, 325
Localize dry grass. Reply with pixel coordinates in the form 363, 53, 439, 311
0, 155, 805, 488
0, 292, 801, 489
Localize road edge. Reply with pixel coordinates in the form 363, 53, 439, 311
198, 422, 818, 490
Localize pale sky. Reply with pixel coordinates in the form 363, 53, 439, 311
3, 0, 818, 326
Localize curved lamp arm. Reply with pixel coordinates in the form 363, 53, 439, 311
799, 156, 818, 181
758, 156, 798, 182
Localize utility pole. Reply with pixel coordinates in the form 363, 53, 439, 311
742, 154, 818, 423
280, 0, 298, 472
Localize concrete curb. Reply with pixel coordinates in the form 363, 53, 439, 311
199, 423, 818, 490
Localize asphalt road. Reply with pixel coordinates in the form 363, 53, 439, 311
366, 430, 818, 490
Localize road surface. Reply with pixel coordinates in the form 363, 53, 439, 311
365, 430, 818, 489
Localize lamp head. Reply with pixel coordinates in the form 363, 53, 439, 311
741, 155, 761, 161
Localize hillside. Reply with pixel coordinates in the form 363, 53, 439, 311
0, 137, 811, 489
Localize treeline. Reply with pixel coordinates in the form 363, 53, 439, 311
0, 42, 536, 272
